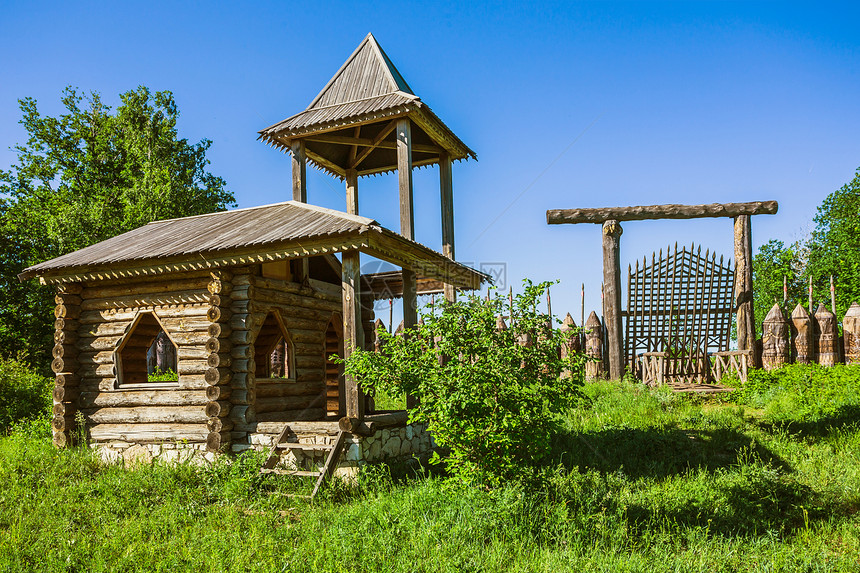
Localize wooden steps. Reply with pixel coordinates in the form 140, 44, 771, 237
260, 424, 349, 499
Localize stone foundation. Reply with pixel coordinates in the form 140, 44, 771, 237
91, 422, 435, 476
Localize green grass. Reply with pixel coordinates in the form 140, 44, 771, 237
1, 367, 859, 571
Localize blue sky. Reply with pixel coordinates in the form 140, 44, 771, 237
2, 1, 858, 323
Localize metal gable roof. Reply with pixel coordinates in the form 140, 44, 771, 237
20, 202, 374, 279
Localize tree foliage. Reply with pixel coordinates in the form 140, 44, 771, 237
343, 281, 585, 485
752, 166, 860, 331
806, 167, 860, 318
0, 86, 235, 369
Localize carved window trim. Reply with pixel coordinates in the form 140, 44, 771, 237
114, 310, 180, 390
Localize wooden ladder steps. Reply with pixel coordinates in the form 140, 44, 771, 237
261, 469, 322, 477
276, 442, 334, 451
259, 425, 350, 500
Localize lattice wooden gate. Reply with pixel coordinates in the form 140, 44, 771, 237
624, 244, 736, 383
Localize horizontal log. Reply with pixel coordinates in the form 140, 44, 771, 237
206, 431, 231, 452
255, 394, 323, 414
52, 357, 77, 374
251, 421, 339, 435
52, 343, 76, 359
177, 360, 208, 375
178, 347, 208, 360
207, 278, 232, 295
89, 423, 208, 442
231, 358, 255, 373
79, 305, 208, 325
207, 417, 234, 433
53, 385, 77, 402
207, 353, 231, 368
54, 305, 81, 319
52, 414, 76, 432
207, 294, 225, 307
78, 336, 123, 352
230, 313, 263, 331
54, 317, 77, 332
295, 356, 325, 369
171, 331, 210, 346
205, 400, 231, 418
55, 293, 82, 306
256, 408, 326, 423
80, 290, 210, 311
86, 406, 207, 424
52, 401, 74, 417
79, 390, 208, 408
546, 201, 779, 225
231, 345, 253, 359
157, 316, 211, 333
205, 367, 232, 386
205, 385, 231, 401
228, 371, 254, 390
54, 329, 77, 345
52, 430, 71, 448
207, 306, 228, 322
207, 322, 231, 339
253, 287, 340, 312
82, 276, 210, 299
78, 363, 115, 378
205, 337, 231, 354
229, 285, 252, 301
255, 379, 323, 398
229, 389, 256, 405
178, 374, 207, 390
79, 351, 115, 365
229, 405, 256, 426
78, 322, 133, 338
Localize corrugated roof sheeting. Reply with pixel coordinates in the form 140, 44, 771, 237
23, 202, 375, 275
260, 94, 414, 138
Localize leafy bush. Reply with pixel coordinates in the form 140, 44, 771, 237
343, 281, 585, 485
148, 368, 178, 383
0, 358, 52, 431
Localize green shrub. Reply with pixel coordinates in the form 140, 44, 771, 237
148, 368, 178, 383
727, 364, 860, 424
343, 281, 585, 485
0, 358, 52, 431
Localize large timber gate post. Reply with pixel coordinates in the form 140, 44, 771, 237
547, 201, 778, 379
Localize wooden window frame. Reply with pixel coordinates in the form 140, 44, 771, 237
114, 310, 180, 390
254, 311, 297, 381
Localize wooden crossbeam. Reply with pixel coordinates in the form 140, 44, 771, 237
546, 201, 778, 225
350, 119, 398, 169
304, 133, 440, 155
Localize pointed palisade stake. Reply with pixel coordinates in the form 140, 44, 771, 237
762, 304, 790, 371
842, 302, 860, 366
791, 304, 814, 365
496, 315, 507, 331
559, 313, 580, 380
584, 311, 603, 380
814, 303, 838, 366
374, 318, 386, 353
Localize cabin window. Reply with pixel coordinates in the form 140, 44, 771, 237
117, 312, 178, 386
254, 312, 294, 379
324, 315, 343, 418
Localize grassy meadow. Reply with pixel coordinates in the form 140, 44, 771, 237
1, 364, 859, 572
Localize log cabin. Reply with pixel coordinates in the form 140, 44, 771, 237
20, 33, 485, 473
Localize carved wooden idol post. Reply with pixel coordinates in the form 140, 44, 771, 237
602, 220, 624, 379
843, 302, 860, 365
814, 303, 838, 366
761, 304, 790, 371
790, 303, 814, 365
585, 311, 603, 380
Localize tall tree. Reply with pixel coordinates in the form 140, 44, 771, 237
751, 239, 804, 337
0, 86, 236, 370
806, 167, 860, 319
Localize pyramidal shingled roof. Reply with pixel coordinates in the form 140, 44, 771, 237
307, 34, 414, 109
259, 34, 475, 177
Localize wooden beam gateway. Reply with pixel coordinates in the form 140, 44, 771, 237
546, 200, 778, 379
